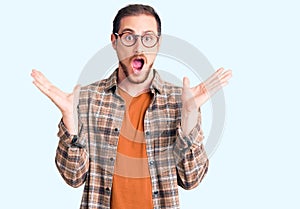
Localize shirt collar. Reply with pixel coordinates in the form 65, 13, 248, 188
104, 69, 118, 92
150, 69, 163, 94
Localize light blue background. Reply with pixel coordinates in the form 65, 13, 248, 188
1, 0, 299, 208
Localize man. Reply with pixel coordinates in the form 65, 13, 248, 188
31, 4, 232, 209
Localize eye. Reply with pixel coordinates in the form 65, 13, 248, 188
124, 33, 135, 42
143, 34, 154, 42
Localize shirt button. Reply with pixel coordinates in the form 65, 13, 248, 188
114, 128, 119, 132
105, 187, 110, 193
145, 131, 150, 136
71, 136, 78, 144
153, 191, 159, 196
149, 161, 154, 166
110, 157, 114, 162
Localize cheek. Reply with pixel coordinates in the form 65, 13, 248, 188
116, 47, 135, 62
146, 54, 157, 63
145, 49, 159, 62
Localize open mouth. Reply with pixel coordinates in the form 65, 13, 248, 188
131, 58, 145, 72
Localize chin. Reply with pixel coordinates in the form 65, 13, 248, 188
127, 70, 151, 84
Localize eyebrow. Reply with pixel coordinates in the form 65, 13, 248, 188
120, 28, 134, 33
120, 28, 156, 34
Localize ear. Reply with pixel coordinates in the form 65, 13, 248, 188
111, 34, 117, 50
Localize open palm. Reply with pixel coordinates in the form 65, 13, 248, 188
182, 68, 232, 111
31, 69, 80, 134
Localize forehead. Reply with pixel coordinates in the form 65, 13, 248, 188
119, 14, 158, 34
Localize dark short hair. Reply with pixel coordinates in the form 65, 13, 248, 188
113, 4, 161, 35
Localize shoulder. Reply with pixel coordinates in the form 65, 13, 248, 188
78, 79, 107, 101
153, 70, 182, 96
80, 79, 108, 94
79, 70, 118, 99
161, 80, 182, 94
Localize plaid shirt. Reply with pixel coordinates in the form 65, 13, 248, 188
56, 70, 209, 209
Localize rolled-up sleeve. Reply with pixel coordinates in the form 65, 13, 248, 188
55, 119, 89, 188
174, 111, 209, 190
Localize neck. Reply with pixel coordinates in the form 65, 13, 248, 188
117, 68, 154, 97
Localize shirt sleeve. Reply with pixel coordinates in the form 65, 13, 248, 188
55, 119, 89, 188
173, 110, 209, 190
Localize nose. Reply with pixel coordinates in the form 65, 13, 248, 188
133, 36, 144, 54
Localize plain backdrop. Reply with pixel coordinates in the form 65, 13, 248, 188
1, 0, 299, 208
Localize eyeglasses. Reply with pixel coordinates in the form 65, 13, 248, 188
114, 32, 160, 48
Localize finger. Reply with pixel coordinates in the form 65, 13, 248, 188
205, 72, 231, 96
206, 84, 223, 97
204, 69, 232, 90
31, 70, 54, 93
32, 79, 52, 96
209, 70, 232, 88
31, 69, 39, 77
31, 70, 50, 84
222, 70, 233, 81
205, 78, 229, 94
202, 68, 224, 87
31, 70, 65, 95
182, 76, 190, 90
33, 78, 64, 99
207, 67, 224, 82
32, 72, 67, 102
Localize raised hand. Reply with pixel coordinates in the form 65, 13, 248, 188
181, 68, 232, 134
31, 69, 80, 134
182, 67, 232, 110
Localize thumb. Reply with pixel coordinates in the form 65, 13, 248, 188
182, 76, 193, 102
183, 77, 190, 90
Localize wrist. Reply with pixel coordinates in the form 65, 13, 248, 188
62, 116, 76, 135
181, 109, 198, 135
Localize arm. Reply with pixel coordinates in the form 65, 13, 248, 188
175, 67, 232, 189
55, 119, 89, 188
31, 69, 89, 187
174, 110, 209, 190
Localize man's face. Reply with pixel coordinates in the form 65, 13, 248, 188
111, 14, 160, 84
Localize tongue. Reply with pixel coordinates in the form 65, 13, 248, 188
132, 59, 143, 70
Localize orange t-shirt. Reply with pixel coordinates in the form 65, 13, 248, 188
111, 88, 153, 209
